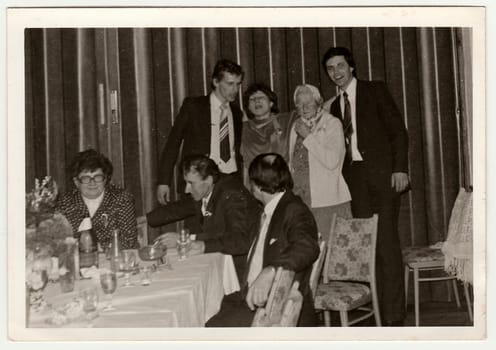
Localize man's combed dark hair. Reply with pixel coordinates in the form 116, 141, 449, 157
243, 83, 279, 119
321, 46, 357, 77
211, 59, 244, 89
70, 148, 113, 180
181, 154, 221, 183
249, 153, 293, 194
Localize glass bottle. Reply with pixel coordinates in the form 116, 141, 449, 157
109, 228, 122, 272
78, 218, 98, 268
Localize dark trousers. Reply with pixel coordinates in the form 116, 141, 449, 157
342, 161, 405, 324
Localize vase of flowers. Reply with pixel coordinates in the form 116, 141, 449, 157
25, 177, 75, 316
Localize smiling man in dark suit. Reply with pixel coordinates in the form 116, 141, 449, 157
206, 153, 319, 327
147, 154, 261, 280
156, 59, 244, 205
322, 46, 409, 326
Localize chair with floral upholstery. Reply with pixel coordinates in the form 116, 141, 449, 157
314, 214, 380, 326
403, 188, 473, 326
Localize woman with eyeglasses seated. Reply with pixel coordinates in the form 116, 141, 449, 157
56, 149, 138, 250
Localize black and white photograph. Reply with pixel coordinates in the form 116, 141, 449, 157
6, 5, 486, 342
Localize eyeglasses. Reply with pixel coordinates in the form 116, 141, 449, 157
78, 175, 105, 184
295, 103, 318, 111
248, 96, 268, 103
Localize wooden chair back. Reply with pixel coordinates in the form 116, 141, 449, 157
252, 268, 296, 327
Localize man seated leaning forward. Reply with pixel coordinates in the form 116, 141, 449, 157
146, 154, 261, 281
206, 153, 320, 327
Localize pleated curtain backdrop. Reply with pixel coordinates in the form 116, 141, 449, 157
25, 27, 472, 249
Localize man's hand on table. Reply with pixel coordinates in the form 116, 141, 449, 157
155, 232, 204, 255
246, 266, 277, 311
189, 241, 205, 255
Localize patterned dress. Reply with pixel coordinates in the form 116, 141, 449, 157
56, 184, 138, 249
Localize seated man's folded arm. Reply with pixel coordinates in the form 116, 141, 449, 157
146, 196, 197, 227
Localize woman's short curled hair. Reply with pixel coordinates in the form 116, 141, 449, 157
249, 153, 293, 194
181, 154, 221, 183
243, 83, 279, 119
70, 149, 113, 181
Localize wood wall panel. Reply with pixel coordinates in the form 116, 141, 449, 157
219, 28, 238, 63
45, 29, 66, 192
150, 29, 172, 161
435, 28, 461, 214
25, 29, 35, 189
317, 28, 336, 99
302, 28, 320, 87
77, 29, 99, 151
238, 28, 255, 93
252, 28, 271, 87
402, 27, 428, 245
369, 27, 386, 82
117, 28, 143, 213
60, 29, 80, 184
351, 27, 369, 80
284, 28, 302, 108
186, 28, 205, 97
205, 28, 220, 93
270, 28, 289, 112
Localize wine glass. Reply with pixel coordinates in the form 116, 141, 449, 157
100, 271, 117, 311
119, 250, 138, 287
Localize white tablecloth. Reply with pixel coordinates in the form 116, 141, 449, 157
29, 252, 239, 328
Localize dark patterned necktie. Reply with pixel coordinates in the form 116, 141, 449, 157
219, 103, 230, 162
342, 92, 353, 161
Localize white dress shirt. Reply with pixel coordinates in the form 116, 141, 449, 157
209, 93, 237, 173
246, 191, 285, 286
339, 77, 363, 161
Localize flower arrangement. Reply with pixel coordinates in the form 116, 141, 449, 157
25, 177, 75, 295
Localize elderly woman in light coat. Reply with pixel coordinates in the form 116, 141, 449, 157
289, 84, 352, 242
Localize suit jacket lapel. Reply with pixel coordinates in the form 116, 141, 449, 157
198, 95, 212, 150
262, 191, 292, 262
330, 95, 342, 120
355, 80, 367, 148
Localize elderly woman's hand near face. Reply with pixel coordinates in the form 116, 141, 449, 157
294, 118, 312, 139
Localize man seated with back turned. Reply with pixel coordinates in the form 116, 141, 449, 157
147, 154, 261, 280
206, 153, 320, 327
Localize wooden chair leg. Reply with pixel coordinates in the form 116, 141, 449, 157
451, 279, 461, 308
404, 265, 409, 310
463, 282, 473, 323
324, 310, 331, 327
339, 311, 349, 327
413, 267, 420, 327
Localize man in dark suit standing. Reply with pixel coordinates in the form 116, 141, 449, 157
322, 47, 409, 326
206, 153, 319, 327
147, 155, 261, 280
156, 59, 244, 205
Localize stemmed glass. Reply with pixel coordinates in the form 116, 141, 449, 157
119, 250, 138, 287
100, 271, 117, 311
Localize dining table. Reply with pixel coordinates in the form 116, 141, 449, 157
28, 249, 240, 328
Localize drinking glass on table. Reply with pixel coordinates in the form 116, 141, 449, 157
119, 249, 138, 287
100, 271, 117, 311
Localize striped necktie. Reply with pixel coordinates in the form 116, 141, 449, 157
219, 103, 231, 162
342, 92, 353, 162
